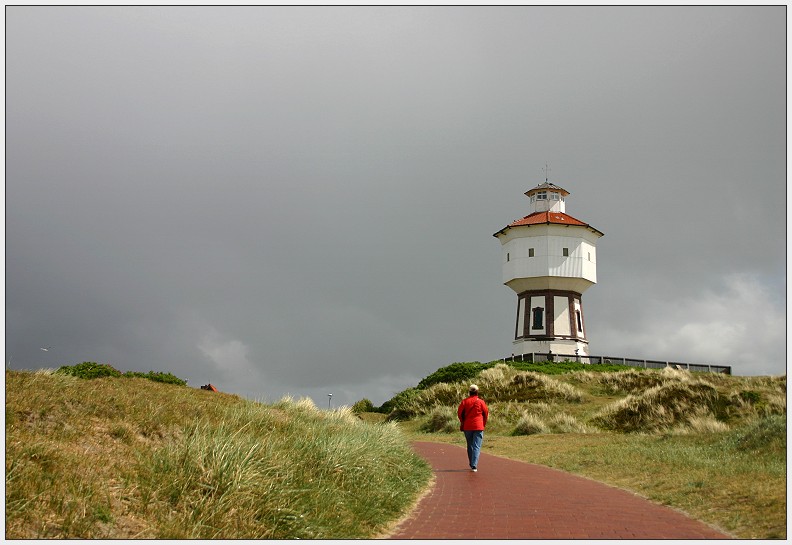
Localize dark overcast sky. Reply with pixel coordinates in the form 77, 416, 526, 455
6, 6, 786, 406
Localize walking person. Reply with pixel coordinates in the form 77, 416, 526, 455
457, 384, 489, 472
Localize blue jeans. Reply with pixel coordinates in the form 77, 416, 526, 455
463, 430, 484, 469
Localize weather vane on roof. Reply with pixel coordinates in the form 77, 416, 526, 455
542, 163, 551, 183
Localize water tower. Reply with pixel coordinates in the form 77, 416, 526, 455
493, 181, 603, 357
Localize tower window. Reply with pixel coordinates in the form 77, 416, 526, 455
529, 248, 534, 257
537, 191, 547, 200
532, 307, 544, 329
563, 247, 569, 257
551, 192, 559, 200
506, 252, 510, 262
576, 311, 583, 332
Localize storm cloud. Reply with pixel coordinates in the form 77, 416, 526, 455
6, 6, 786, 406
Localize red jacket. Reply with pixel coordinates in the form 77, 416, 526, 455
458, 394, 488, 431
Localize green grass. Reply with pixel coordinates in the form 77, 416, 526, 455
8, 362, 786, 539
390, 363, 786, 539
55, 361, 187, 385
5, 370, 431, 539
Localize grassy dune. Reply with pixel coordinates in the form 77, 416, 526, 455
5, 370, 431, 539
6, 363, 786, 539
388, 363, 786, 539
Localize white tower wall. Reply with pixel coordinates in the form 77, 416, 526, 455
501, 225, 599, 294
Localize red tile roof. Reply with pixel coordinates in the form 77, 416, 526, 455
494, 211, 604, 237
509, 211, 586, 227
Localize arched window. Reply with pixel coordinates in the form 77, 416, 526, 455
532, 307, 544, 329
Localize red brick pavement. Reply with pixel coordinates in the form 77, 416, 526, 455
387, 442, 731, 539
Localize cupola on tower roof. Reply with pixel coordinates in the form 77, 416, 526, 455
494, 182, 603, 237
525, 182, 569, 213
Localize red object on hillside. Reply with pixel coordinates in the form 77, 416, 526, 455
200, 384, 218, 392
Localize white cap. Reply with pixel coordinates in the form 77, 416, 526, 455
469, 384, 479, 392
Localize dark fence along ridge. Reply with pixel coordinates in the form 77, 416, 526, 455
504, 352, 731, 375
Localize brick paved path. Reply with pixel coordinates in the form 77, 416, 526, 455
387, 442, 731, 539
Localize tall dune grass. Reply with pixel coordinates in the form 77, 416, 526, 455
419, 406, 458, 433
388, 364, 583, 420
513, 413, 548, 435
5, 371, 431, 539
512, 409, 595, 436
590, 379, 724, 433
569, 367, 669, 393
588, 369, 786, 433
391, 361, 784, 439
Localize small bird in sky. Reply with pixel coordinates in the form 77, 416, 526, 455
40, 347, 51, 351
